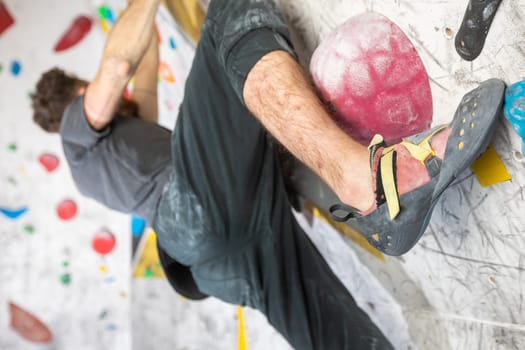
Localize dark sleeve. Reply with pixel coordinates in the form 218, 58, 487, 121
205, 0, 297, 103
59, 95, 110, 154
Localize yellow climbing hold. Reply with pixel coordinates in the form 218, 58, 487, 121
133, 229, 165, 278
99, 19, 111, 33
470, 144, 512, 187
237, 306, 248, 350
306, 202, 384, 261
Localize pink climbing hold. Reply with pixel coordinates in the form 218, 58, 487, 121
164, 100, 174, 111
56, 199, 77, 220
38, 153, 59, 172
123, 87, 133, 101
92, 230, 116, 255
54, 15, 93, 52
310, 12, 433, 145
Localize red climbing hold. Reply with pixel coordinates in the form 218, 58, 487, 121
0, 2, 15, 36
38, 153, 59, 172
92, 230, 116, 255
9, 302, 53, 343
56, 199, 77, 220
54, 15, 93, 52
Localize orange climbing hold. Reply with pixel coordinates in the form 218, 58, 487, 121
159, 62, 176, 83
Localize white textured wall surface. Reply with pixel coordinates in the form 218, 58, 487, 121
1, 0, 524, 350
0, 1, 131, 349
277, 0, 525, 349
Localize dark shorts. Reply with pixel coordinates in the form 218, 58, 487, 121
154, 1, 393, 349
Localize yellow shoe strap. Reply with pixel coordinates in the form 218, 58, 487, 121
400, 125, 447, 163
371, 125, 446, 220
379, 149, 400, 219
368, 134, 385, 150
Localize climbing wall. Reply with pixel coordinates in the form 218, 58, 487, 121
2, 0, 524, 349
0, 1, 133, 348
277, 0, 525, 349
0, 1, 290, 349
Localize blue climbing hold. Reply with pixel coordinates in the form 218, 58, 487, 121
504, 80, 525, 155
131, 214, 146, 237
10, 60, 21, 76
169, 37, 177, 50
0, 206, 28, 220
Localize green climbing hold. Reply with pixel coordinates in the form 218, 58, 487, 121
60, 273, 71, 285
8, 143, 17, 152
99, 309, 108, 319
62, 260, 70, 268
143, 267, 154, 278
23, 224, 35, 234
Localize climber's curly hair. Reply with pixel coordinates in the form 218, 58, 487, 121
32, 68, 87, 133
32, 67, 139, 133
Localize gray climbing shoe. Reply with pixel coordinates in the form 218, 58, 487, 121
330, 79, 506, 256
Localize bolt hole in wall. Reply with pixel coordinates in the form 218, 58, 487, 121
444, 27, 454, 39
514, 150, 524, 162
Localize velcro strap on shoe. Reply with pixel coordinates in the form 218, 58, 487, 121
400, 140, 434, 163
419, 125, 447, 144
379, 148, 400, 219
425, 156, 442, 178
371, 126, 447, 220
399, 125, 447, 164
